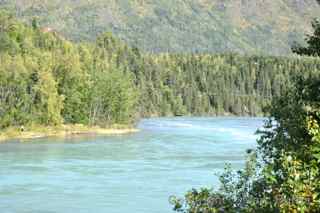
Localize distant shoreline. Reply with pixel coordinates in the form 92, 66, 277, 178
0, 124, 139, 142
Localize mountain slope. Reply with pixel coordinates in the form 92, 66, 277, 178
1, 0, 319, 55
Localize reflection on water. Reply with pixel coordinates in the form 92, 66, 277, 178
0, 117, 264, 213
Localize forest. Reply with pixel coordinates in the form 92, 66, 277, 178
1, 10, 320, 130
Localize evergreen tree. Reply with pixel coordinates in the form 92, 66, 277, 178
293, 19, 320, 56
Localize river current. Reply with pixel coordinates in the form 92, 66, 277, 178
0, 117, 264, 213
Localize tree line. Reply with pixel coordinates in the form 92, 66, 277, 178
1, 11, 320, 130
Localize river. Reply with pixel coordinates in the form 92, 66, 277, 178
0, 117, 264, 213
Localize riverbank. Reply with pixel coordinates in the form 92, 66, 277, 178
0, 124, 139, 142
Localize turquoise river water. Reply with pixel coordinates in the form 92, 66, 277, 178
0, 117, 265, 213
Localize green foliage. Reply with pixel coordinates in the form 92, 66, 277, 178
0, 12, 139, 128
0, 54, 33, 128
89, 66, 138, 126
170, 152, 269, 213
257, 74, 320, 211
33, 69, 64, 125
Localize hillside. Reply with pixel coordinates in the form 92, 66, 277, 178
0, 0, 319, 55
